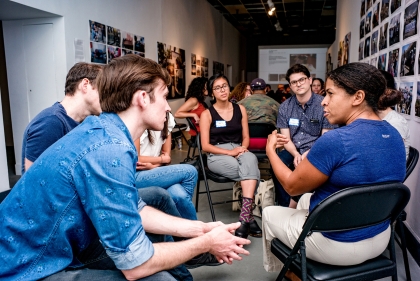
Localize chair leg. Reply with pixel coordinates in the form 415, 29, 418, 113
195, 180, 200, 212
397, 218, 412, 281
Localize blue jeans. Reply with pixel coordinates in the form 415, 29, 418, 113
135, 164, 198, 220
271, 150, 294, 207
42, 187, 192, 281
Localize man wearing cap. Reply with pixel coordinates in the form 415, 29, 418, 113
237, 78, 279, 127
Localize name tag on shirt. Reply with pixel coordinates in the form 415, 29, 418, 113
289, 118, 299, 126
216, 120, 227, 128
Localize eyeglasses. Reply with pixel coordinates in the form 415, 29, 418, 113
290, 77, 308, 87
212, 84, 229, 93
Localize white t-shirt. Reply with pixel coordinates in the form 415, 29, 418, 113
383, 110, 410, 159
140, 113, 175, 157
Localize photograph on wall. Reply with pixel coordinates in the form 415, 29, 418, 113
403, 1, 418, 39
337, 41, 343, 67
122, 49, 133, 56
359, 41, 365, 60
418, 51, 420, 74
134, 51, 145, 57
378, 53, 387, 70
289, 54, 317, 71
122, 31, 134, 50
201, 56, 209, 77
391, 0, 402, 14
157, 42, 186, 99
343, 32, 351, 65
416, 81, 420, 118
134, 35, 145, 53
397, 81, 413, 115
379, 22, 389, 50
371, 57, 378, 66
367, 0, 373, 10
107, 26, 120, 47
90, 42, 107, 64
365, 11, 372, 34
371, 30, 379, 55
361, 0, 366, 17
89, 20, 106, 44
364, 36, 371, 57
381, 0, 390, 21
373, 2, 380, 28
387, 48, 400, 76
360, 19, 366, 38
389, 13, 401, 45
213, 61, 225, 75
107, 46, 121, 62
400, 41, 416, 76
191, 53, 196, 75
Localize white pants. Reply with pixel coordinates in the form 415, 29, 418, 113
262, 193, 391, 272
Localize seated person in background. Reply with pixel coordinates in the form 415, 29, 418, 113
22, 62, 103, 173
270, 84, 286, 104
377, 70, 410, 159
200, 73, 262, 239
265, 84, 274, 96
174, 77, 208, 142
238, 78, 279, 127
274, 64, 335, 207
0, 55, 250, 281
134, 112, 199, 221
229, 82, 252, 103
263, 63, 406, 280
311, 78, 325, 96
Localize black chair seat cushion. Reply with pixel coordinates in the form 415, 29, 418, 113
271, 238, 396, 281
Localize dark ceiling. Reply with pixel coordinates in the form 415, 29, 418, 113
206, 0, 337, 45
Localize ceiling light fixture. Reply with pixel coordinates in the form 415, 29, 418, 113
267, 0, 276, 15
274, 21, 282, 31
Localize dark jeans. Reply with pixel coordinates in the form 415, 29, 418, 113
43, 187, 192, 281
271, 150, 294, 207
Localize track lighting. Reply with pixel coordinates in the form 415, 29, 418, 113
274, 21, 282, 31
267, 0, 276, 15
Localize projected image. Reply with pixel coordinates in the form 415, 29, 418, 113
289, 54, 317, 71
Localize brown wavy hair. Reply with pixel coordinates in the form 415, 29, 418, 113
229, 82, 250, 102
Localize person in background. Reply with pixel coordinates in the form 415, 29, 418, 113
377, 70, 410, 159
229, 82, 252, 104
263, 63, 406, 280
174, 77, 209, 142
311, 78, 325, 96
268, 84, 284, 104
200, 74, 262, 239
265, 84, 274, 96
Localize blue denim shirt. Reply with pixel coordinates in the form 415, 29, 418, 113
0, 113, 154, 280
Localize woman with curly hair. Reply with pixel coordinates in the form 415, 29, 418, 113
174, 77, 209, 138
229, 82, 252, 103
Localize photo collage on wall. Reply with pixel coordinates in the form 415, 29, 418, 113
191, 54, 209, 78
89, 20, 145, 65
359, 0, 420, 120
213, 61, 225, 75
157, 42, 186, 99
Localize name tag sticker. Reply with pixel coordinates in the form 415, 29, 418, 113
289, 118, 299, 126
215, 120, 227, 128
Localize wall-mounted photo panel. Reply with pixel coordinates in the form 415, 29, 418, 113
122, 49, 133, 56
388, 48, 400, 76
134, 51, 145, 58
343, 32, 351, 65
360, 19, 366, 38
213, 61, 225, 75
371, 30, 379, 55
397, 81, 413, 115
367, 0, 373, 10
361, 0, 366, 17
373, 2, 381, 28
134, 35, 145, 53
366, 11, 373, 34
121, 31, 134, 50
403, 1, 418, 40
365, 36, 371, 57
381, 0, 390, 21
389, 13, 401, 45
359, 41, 365, 60
338, 41, 343, 67
400, 41, 416, 76
157, 42, 186, 99
378, 53, 388, 70
371, 56, 378, 66
107, 26, 120, 47
391, 0, 402, 14
89, 20, 106, 44
90, 42, 107, 64
415, 81, 420, 118
379, 22, 389, 50
107, 46, 121, 62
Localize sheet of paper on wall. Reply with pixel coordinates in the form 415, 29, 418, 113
74, 38, 85, 62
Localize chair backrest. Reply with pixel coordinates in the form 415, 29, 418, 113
248, 122, 276, 151
301, 182, 410, 234
186, 117, 198, 135
405, 146, 419, 182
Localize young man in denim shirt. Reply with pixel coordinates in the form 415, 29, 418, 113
0, 55, 250, 281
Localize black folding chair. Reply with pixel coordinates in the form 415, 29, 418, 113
271, 182, 411, 281
247, 122, 276, 161
186, 118, 237, 221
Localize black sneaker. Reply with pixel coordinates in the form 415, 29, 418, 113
184, 252, 223, 269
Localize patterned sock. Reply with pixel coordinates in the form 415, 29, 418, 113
239, 197, 254, 223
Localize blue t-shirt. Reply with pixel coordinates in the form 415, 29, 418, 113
307, 119, 406, 242
21, 102, 79, 174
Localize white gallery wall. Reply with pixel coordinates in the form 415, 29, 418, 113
330, 0, 420, 244
2, 0, 243, 175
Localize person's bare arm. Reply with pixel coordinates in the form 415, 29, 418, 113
24, 158, 34, 171
266, 131, 328, 196
199, 110, 246, 157
174, 98, 200, 122
134, 138, 171, 170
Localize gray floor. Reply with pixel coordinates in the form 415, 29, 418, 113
171, 139, 420, 281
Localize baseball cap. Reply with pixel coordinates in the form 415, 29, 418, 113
250, 78, 266, 90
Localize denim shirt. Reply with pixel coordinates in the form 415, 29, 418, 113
0, 113, 154, 280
